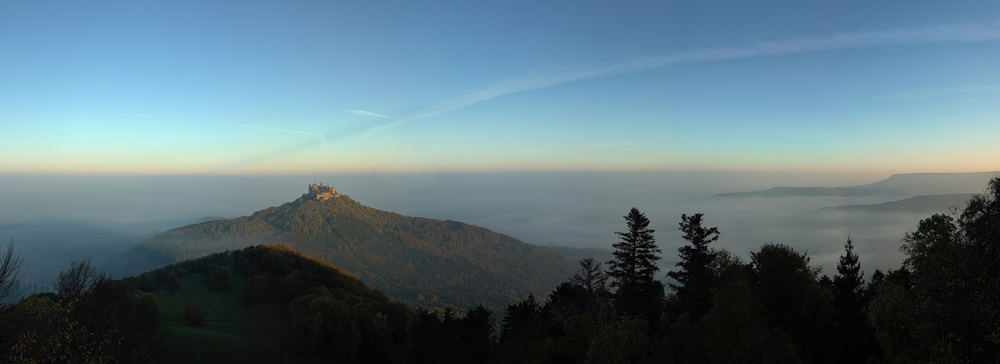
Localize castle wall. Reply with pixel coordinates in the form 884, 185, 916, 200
307, 183, 339, 200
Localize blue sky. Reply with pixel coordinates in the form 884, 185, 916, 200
2, 0, 999, 174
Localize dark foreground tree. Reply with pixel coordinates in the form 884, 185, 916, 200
832, 236, 877, 362
956, 177, 1000, 359
407, 305, 495, 364
0, 239, 22, 308
55, 260, 107, 296
667, 213, 719, 321
833, 236, 863, 301
609, 208, 660, 287
183, 302, 205, 326
751, 244, 833, 361
1, 280, 162, 362
497, 294, 549, 362
608, 208, 664, 326
870, 177, 1000, 362
570, 258, 609, 295
459, 305, 495, 363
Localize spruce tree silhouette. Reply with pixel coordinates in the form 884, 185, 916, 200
668, 213, 719, 321
833, 235, 864, 302
609, 208, 660, 287
608, 208, 664, 325
832, 235, 876, 362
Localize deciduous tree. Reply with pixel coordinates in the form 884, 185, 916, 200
0, 239, 22, 308
570, 258, 608, 294
55, 260, 106, 296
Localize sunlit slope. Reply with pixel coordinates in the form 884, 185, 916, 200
130, 194, 574, 309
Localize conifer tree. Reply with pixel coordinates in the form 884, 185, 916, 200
608, 208, 665, 323
608, 208, 660, 287
832, 235, 876, 363
667, 213, 719, 320
833, 235, 864, 303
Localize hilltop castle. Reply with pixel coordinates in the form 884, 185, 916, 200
306, 181, 341, 201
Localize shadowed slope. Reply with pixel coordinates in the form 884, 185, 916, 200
124, 245, 412, 363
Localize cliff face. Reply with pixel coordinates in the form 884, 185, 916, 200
128, 193, 574, 310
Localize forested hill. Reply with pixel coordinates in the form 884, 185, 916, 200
127, 193, 575, 310
127, 245, 416, 363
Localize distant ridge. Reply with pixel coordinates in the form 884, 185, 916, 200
126, 185, 575, 310
716, 186, 880, 198
716, 171, 999, 198
543, 245, 614, 264
817, 193, 975, 214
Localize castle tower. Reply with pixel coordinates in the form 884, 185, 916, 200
305, 180, 340, 201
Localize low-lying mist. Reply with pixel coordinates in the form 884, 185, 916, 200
0, 170, 981, 292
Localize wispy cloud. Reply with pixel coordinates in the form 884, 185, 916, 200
236, 123, 327, 142
224, 20, 1000, 170
374, 20, 1000, 130
217, 122, 376, 172
349, 109, 392, 120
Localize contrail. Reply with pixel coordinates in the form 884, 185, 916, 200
215, 123, 372, 173
237, 123, 328, 142
349, 109, 393, 119
382, 20, 1000, 127
223, 20, 1000, 171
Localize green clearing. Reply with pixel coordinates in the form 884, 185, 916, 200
155, 273, 326, 363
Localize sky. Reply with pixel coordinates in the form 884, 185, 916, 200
2, 0, 1000, 175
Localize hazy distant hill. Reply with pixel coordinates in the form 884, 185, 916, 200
0, 220, 137, 295
818, 193, 975, 214
543, 245, 614, 264
716, 186, 881, 198
716, 171, 998, 198
128, 192, 574, 310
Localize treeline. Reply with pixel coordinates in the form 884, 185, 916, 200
354, 178, 1000, 363
0, 245, 416, 363
410, 177, 1000, 363
0, 177, 998, 363
0, 258, 161, 363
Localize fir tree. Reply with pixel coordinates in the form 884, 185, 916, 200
608, 208, 665, 324
608, 208, 661, 287
667, 213, 719, 320
832, 235, 875, 363
833, 235, 864, 303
